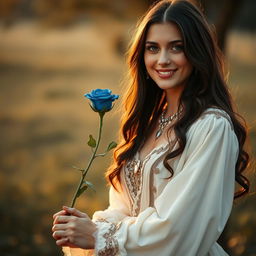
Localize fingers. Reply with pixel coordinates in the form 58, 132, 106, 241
53, 210, 67, 219
53, 206, 88, 219
52, 223, 67, 232
52, 230, 66, 240
52, 207, 91, 249
63, 206, 88, 218
56, 237, 69, 246
53, 215, 71, 225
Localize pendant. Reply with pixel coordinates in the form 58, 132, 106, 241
155, 129, 162, 139
134, 160, 141, 174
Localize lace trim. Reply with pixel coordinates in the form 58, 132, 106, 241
124, 159, 142, 216
95, 219, 120, 256
200, 109, 234, 130
124, 144, 170, 216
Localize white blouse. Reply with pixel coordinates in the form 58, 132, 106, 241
63, 108, 239, 256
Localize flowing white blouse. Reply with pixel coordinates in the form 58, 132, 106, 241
63, 108, 239, 256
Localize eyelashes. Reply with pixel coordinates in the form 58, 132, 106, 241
172, 45, 184, 51
145, 45, 159, 53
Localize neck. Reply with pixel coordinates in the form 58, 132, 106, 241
164, 88, 182, 116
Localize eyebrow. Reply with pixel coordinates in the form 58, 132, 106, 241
145, 40, 183, 44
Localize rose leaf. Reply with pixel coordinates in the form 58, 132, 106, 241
107, 141, 117, 152
87, 135, 96, 148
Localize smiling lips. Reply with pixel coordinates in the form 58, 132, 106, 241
156, 69, 177, 79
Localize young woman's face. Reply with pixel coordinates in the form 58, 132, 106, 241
144, 22, 193, 93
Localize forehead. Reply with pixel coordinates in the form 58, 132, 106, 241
145, 22, 183, 42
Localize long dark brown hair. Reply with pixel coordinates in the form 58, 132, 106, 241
107, 0, 250, 198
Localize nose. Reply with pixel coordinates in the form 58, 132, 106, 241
158, 50, 170, 65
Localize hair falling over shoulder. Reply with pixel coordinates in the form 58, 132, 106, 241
106, 0, 250, 198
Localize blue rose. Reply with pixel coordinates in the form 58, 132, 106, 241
85, 89, 119, 112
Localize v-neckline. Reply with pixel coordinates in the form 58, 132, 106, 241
137, 140, 170, 164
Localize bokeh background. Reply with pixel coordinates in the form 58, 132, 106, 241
0, 0, 255, 255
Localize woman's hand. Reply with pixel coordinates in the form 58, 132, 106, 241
52, 206, 97, 249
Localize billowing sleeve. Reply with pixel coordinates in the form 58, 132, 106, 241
93, 113, 239, 256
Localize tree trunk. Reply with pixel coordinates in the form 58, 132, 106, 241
215, 0, 245, 52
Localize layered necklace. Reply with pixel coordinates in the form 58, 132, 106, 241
155, 109, 182, 139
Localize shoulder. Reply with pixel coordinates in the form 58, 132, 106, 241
186, 107, 236, 143
184, 108, 239, 156
198, 107, 234, 130
190, 107, 234, 132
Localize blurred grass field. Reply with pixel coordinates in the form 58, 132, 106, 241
0, 18, 255, 255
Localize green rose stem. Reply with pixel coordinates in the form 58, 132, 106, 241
70, 111, 105, 208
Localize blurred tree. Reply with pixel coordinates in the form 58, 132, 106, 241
0, 0, 20, 27
201, 0, 245, 52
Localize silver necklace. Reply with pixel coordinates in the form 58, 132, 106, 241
155, 109, 181, 139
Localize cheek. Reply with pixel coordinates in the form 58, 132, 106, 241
144, 54, 155, 70
173, 54, 188, 66
175, 55, 193, 73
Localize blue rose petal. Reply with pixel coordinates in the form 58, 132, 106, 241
85, 89, 119, 112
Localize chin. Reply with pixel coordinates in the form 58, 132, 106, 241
155, 81, 177, 90
155, 81, 185, 93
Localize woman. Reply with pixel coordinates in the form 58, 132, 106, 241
52, 0, 250, 255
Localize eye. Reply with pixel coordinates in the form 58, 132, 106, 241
145, 45, 159, 53
171, 44, 184, 52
